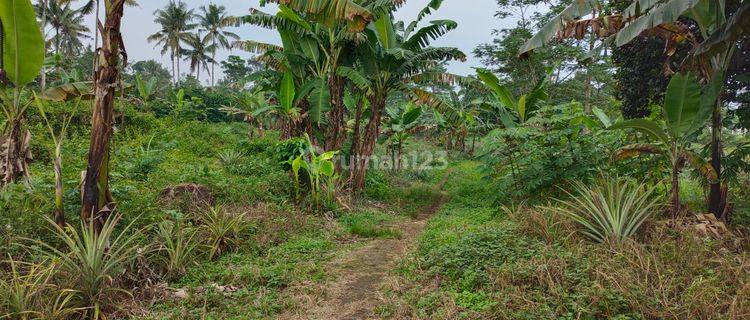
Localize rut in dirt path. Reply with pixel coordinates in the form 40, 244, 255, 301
291, 172, 452, 320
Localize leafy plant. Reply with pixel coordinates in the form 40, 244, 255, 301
382, 103, 422, 170
287, 134, 339, 210
30, 214, 141, 312
171, 89, 206, 120
152, 220, 202, 280
218, 149, 245, 168
549, 176, 662, 244
609, 72, 720, 216
0, 258, 80, 319
196, 206, 250, 259
135, 73, 159, 111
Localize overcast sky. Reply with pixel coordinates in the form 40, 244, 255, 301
84, 0, 512, 83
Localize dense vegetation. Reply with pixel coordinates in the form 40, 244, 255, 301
1, 0, 749, 319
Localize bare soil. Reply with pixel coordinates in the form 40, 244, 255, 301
281, 174, 450, 320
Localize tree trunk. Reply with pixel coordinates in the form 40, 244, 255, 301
211, 40, 216, 87
1, 119, 24, 186
671, 163, 681, 218
352, 95, 385, 191
348, 97, 364, 187
81, 0, 126, 232
709, 99, 724, 218
40, 0, 48, 92
53, 146, 65, 227
325, 74, 345, 152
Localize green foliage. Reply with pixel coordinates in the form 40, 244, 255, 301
196, 206, 252, 259
0, 0, 45, 87
549, 176, 662, 244
0, 258, 80, 319
338, 211, 400, 239
30, 215, 141, 311
287, 135, 340, 210
152, 220, 202, 281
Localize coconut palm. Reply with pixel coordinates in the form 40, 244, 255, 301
36, 1, 90, 59
148, 0, 196, 85
181, 33, 215, 80
197, 3, 239, 86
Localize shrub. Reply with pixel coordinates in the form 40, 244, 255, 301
31, 215, 141, 312
548, 176, 662, 244
152, 220, 202, 281
196, 207, 251, 259
338, 211, 400, 239
0, 258, 79, 319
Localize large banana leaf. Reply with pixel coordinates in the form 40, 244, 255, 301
39, 82, 94, 102
663, 72, 702, 139
609, 119, 670, 145
402, 20, 458, 50
615, 0, 701, 46
0, 0, 45, 86
518, 0, 600, 57
308, 78, 331, 125
695, 2, 750, 57
615, 143, 663, 160
476, 69, 516, 110
372, 15, 398, 50
279, 71, 296, 112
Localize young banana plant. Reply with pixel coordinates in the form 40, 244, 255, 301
35, 93, 76, 227
383, 103, 422, 170
475, 68, 550, 128
609, 72, 721, 217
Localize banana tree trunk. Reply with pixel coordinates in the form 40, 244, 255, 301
671, 161, 681, 218
1, 119, 24, 186
325, 74, 345, 152
348, 97, 364, 187
352, 95, 385, 191
709, 99, 724, 218
81, 0, 126, 232
53, 145, 65, 227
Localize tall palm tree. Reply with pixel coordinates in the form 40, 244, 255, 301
148, 0, 196, 85
181, 33, 215, 80
36, 1, 90, 59
197, 3, 239, 87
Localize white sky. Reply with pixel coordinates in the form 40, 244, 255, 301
82, 0, 513, 83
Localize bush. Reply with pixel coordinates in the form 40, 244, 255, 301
152, 220, 202, 281
196, 207, 252, 259
548, 176, 662, 244
338, 211, 400, 239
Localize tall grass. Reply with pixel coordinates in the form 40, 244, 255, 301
549, 177, 662, 244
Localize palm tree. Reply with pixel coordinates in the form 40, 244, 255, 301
148, 0, 196, 85
181, 33, 215, 80
36, 1, 90, 59
197, 3, 238, 86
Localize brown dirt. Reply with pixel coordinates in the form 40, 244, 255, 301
281, 173, 451, 320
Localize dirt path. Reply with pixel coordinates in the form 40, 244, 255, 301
283, 174, 451, 320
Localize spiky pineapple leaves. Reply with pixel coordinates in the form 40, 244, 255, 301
0, 0, 45, 86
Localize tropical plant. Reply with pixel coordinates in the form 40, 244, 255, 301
288, 134, 340, 210
30, 214, 141, 314
609, 72, 721, 216
475, 68, 549, 127
171, 88, 206, 120
218, 149, 244, 168
80, 0, 127, 231
382, 103, 422, 170
549, 176, 662, 244
35, 94, 77, 227
196, 206, 250, 259
0, 0, 45, 187
148, 0, 196, 85
0, 258, 80, 319
197, 3, 238, 86
181, 33, 214, 80
35, 0, 91, 59
220, 91, 269, 139
519, 0, 750, 218
152, 220, 202, 280
134, 73, 159, 112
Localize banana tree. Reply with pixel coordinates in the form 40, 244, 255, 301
609, 72, 721, 217
0, 0, 45, 187
475, 68, 549, 128
288, 134, 339, 211
80, 0, 127, 231
382, 103, 422, 170
35, 93, 76, 227
519, 0, 750, 218
337, 1, 467, 190
229, 1, 372, 150
220, 90, 269, 139
134, 72, 158, 112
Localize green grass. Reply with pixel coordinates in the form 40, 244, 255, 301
339, 211, 401, 239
